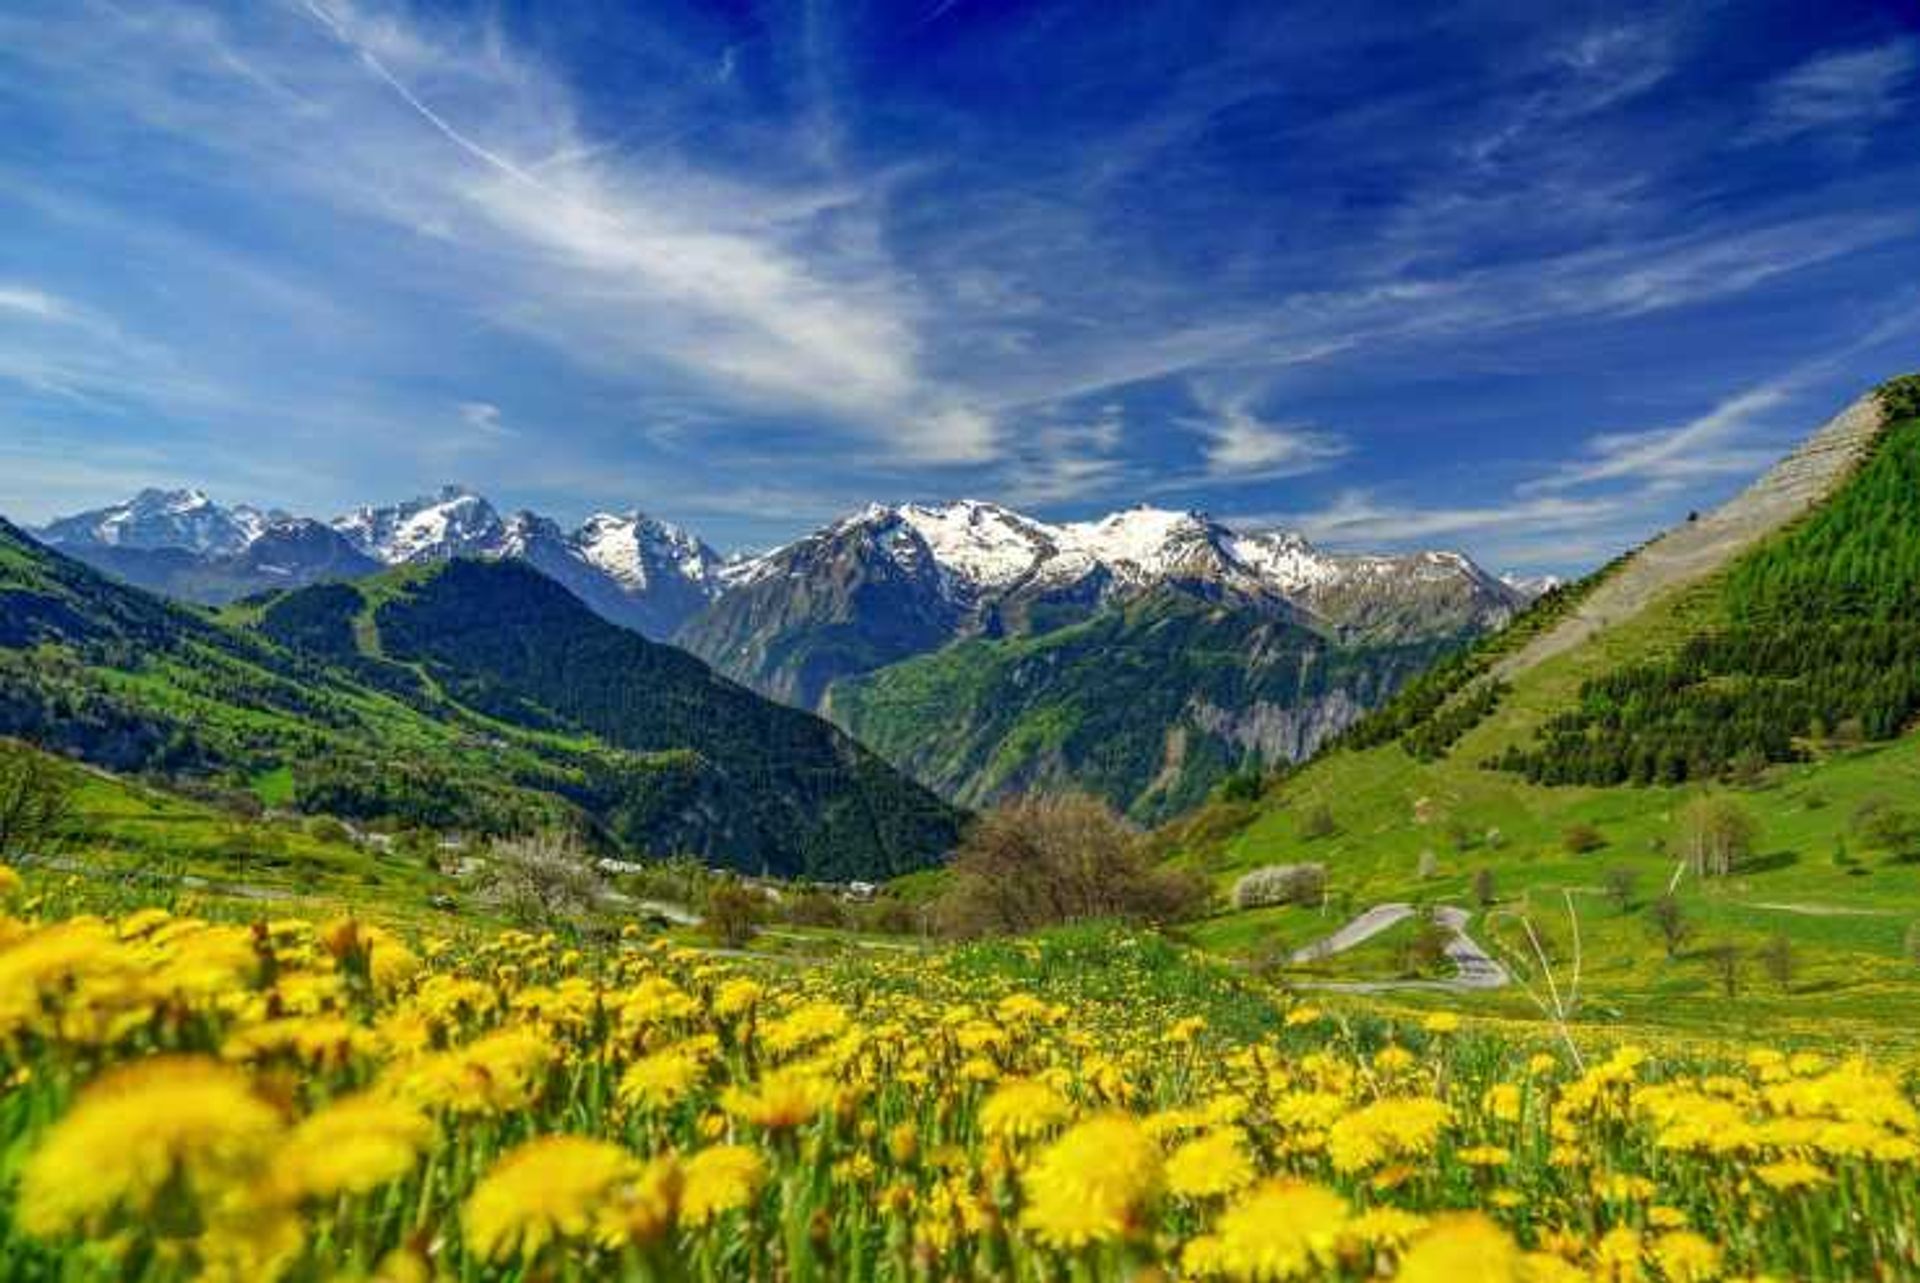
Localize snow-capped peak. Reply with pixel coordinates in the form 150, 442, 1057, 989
1055, 506, 1211, 569
331, 486, 506, 565
571, 510, 723, 595
37, 488, 278, 556
1500, 571, 1564, 601
1227, 528, 1343, 592
893, 500, 1053, 589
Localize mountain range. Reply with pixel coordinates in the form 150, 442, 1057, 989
680, 501, 1527, 816
0, 519, 959, 878
35, 486, 728, 640
33, 488, 1531, 817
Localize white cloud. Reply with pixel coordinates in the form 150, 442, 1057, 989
1523, 383, 1792, 494
1749, 39, 1915, 142
0, 285, 77, 322
1277, 490, 1622, 545
1187, 385, 1347, 481
459, 401, 512, 438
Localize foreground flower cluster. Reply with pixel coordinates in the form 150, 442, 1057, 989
1, 887, 1917, 1280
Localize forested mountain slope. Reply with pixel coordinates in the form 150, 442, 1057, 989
1164, 376, 1920, 1029
829, 589, 1471, 821
0, 525, 960, 877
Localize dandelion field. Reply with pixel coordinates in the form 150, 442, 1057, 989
2, 871, 1918, 1282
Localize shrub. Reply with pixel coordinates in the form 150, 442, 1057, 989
1230, 863, 1327, 910
936, 793, 1208, 937
1397, 915, 1453, 977
1561, 823, 1605, 855
1299, 804, 1337, 840
781, 888, 846, 930
0, 740, 75, 860
306, 816, 353, 845
704, 879, 762, 948
1213, 767, 1265, 804
1852, 799, 1920, 856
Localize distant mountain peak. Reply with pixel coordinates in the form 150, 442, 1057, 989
36, 487, 276, 556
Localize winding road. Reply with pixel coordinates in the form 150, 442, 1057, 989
1286, 902, 1510, 994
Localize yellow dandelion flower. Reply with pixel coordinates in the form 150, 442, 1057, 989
1652, 1230, 1722, 1282
370, 1248, 433, 1283
1343, 1205, 1428, 1249
1204, 1179, 1349, 1280
722, 1066, 836, 1129
1166, 1128, 1256, 1199
1327, 1097, 1450, 1174
979, 1078, 1073, 1141
618, 1045, 709, 1111
463, 1135, 646, 1261
394, 1027, 554, 1114
1399, 1213, 1524, 1283
18, 1056, 283, 1238
679, 1144, 766, 1225
713, 977, 763, 1018
1755, 1157, 1829, 1192
1020, 1114, 1162, 1248
761, 1000, 849, 1057
1593, 1226, 1645, 1282
887, 1122, 918, 1164
271, 1094, 433, 1199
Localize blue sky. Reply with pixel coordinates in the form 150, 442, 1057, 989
1, 0, 1916, 572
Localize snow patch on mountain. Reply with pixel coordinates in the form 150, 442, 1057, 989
575, 511, 722, 595
331, 486, 507, 565
37, 488, 280, 557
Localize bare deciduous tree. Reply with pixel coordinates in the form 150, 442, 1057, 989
1679, 796, 1758, 878
471, 831, 602, 928
1651, 894, 1691, 958
936, 793, 1206, 936
1603, 867, 1639, 913
1758, 933, 1795, 993
1704, 942, 1742, 998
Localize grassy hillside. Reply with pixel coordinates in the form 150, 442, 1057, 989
830, 590, 1473, 821
1163, 378, 1920, 1037
0, 525, 960, 878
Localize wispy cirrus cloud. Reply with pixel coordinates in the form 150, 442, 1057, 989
1186, 384, 1347, 483
1270, 490, 1622, 547
1748, 39, 1916, 144
1521, 383, 1794, 495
